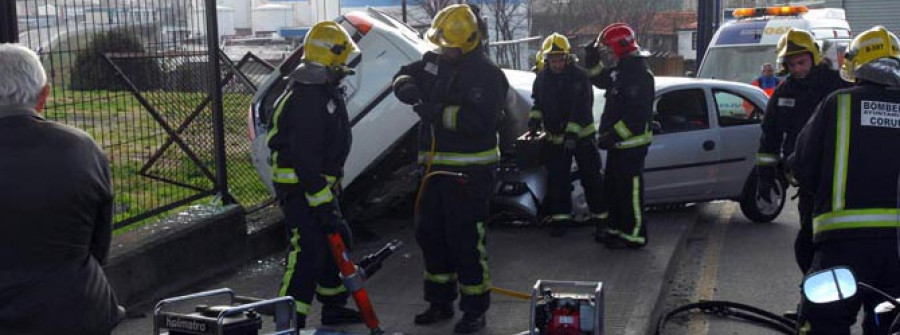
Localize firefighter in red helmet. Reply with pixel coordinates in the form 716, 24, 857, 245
583, 23, 654, 248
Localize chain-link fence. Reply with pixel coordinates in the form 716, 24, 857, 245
12, 0, 275, 229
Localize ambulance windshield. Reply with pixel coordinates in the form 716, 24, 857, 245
698, 45, 779, 84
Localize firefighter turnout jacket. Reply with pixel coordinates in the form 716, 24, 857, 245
267, 81, 351, 205
394, 49, 509, 170
757, 64, 849, 167
531, 63, 596, 142
790, 83, 900, 243
592, 56, 654, 150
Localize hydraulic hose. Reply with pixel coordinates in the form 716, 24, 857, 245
655, 300, 796, 334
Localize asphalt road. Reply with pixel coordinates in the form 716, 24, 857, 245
660, 193, 867, 335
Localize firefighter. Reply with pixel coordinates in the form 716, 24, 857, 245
583, 23, 653, 249
266, 21, 363, 329
752, 63, 782, 97
790, 26, 900, 335
529, 33, 607, 237
391, 4, 508, 333
756, 28, 851, 274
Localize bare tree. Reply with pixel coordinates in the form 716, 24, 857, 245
532, 0, 662, 46
471, 0, 528, 68
412, 0, 463, 18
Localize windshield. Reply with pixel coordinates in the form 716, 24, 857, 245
698, 45, 779, 84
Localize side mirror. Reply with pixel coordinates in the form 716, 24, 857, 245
802, 267, 858, 304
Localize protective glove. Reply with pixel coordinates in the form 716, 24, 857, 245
583, 43, 602, 69
563, 133, 577, 154
413, 102, 442, 124
756, 166, 779, 203
393, 76, 422, 105
528, 118, 542, 136
597, 132, 615, 150
312, 202, 343, 234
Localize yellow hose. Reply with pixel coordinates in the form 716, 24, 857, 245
492, 286, 532, 300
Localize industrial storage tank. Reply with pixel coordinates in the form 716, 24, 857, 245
252, 3, 293, 36
191, 5, 236, 38
219, 0, 251, 33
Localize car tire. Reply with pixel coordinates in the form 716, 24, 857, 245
739, 169, 787, 223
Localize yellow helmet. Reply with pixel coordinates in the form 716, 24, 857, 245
840, 26, 900, 82
534, 49, 545, 71
541, 33, 571, 60
425, 4, 481, 54
302, 21, 360, 68
776, 28, 822, 75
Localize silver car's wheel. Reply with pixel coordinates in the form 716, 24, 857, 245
739, 171, 787, 223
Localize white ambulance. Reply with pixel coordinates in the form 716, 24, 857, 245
697, 5, 852, 84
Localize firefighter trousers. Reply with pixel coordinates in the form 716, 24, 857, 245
415, 166, 493, 316
797, 239, 900, 334
544, 139, 607, 222
604, 147, 648, 245
796, 191, 814, 274
274, 184, 350, 321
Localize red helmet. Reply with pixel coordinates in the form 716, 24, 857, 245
597, 23, 639, 59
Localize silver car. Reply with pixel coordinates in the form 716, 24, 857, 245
247, 9, 787, 224
494, 73, 786, 224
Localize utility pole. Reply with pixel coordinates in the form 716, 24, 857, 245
0, 1, 18, 43
402, 0, 408, 23
696, 0, 719, 67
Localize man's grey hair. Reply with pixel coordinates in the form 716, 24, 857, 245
0, 44, 48, 108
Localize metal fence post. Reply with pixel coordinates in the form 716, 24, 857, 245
205, 0, 236, 205
0, 1, 18, 43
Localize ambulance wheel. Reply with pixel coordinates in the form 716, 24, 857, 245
739, 171, 786, 223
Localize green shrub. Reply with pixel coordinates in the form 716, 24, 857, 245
69, 29, 162, 91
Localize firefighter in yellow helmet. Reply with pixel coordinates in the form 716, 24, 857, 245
757, 28, 850, 274
266, 21, 362, 329
529, 33, 607, 238
391, 4, 509, 333
790, 26, 900, 334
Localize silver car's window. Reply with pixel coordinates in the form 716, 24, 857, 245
653, 89, 709, 134
713, 90, 762, 127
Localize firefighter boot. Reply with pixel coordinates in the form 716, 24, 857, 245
454, 313, 486, 334
320, 305, 363, 325
591, 214, 611, 243
296, 314, 307, 329
414, 303, 454, 325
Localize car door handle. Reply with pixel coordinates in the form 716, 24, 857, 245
703, 140, 716, 151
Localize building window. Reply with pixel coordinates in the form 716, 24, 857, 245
691, 31, 697, 50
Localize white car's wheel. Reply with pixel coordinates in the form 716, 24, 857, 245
739, 170, 787, 223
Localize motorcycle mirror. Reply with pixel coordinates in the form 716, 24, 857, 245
802, 267, 858, 304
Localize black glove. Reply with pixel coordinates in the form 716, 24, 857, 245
413, 102, 442, 123
393, 76, 422, 105
312, 202, 343, 234
597, 132, 615, 150
584, 43, 602, 69
528, 118, 542, 135
756, 166, 778, 203
563, 133, 577, 154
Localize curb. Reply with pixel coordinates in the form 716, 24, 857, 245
105, 205, 247, 308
